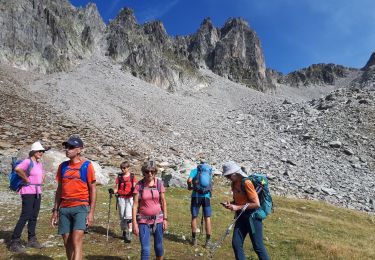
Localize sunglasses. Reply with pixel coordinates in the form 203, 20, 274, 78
36, 150, 45, 153
144, 170, 156, 175
64, 145, 78, 150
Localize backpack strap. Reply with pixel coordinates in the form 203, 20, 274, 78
61, 160, 90, 183
117, 173, 124, 191
130, 173, 135, 194
26, 158, 34, 177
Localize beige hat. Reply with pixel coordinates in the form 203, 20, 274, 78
222, 161, 247, 178
30, 141, 45, 152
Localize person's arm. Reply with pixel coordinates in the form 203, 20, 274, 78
87, 181, 96, 226
187, 177, 193, 190
132, 193, 139, 236
161, 191, 168, 230
51, 182, 62, 227
15, 165, 29, 183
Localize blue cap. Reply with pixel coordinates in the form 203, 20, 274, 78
62, 136, 84, 148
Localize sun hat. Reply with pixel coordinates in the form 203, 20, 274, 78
222, 161, 247, 178
62, 135, 84, 148
30, 141, 45, 152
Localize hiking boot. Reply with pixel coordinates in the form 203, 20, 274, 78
191, 237, 197, 246
26, 237, 43, 249
10, 239, 25, 253
204, 238, 212, 249
124, 231, 132, 243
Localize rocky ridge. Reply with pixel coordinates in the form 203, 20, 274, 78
0, 0, 270, 91
1, 57, 374, 213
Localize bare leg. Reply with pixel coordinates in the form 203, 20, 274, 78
62, 233, 73, 260
191, 217, 197, 232
71, 230, 85, 260
205, 217, 211, 235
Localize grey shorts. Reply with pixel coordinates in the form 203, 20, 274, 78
58, 205, 89, 235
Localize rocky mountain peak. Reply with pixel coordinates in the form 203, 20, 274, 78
143, 21, 169, 45
221, 17, 250, 35
362, 51, 375, 70
199, 18, 214, 30
278, 63, 353, 87
112, 7, 137, 28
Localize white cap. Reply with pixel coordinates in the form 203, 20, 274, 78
30, 141, 45, 152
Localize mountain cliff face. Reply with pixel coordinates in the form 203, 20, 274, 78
0, 0, 105, 73
0, 1, 270, 91
353, 52, 375, 88
278, 64, 354, 87
0, 0, 374, 91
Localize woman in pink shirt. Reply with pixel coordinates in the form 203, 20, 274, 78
10, 141, 45, 253
132, 160, 168, 260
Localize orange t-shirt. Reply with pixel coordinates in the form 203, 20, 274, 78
232, 179, 258, 205
56, 160, 96, 207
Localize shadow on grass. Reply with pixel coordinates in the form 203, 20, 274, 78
0, 230, 13, 246
86, 256, 124, 260
164, 232, 191, 245
11, 254, 53, 260
89, 225, 121, 239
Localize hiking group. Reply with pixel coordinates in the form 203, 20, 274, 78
9, 135, 272, 260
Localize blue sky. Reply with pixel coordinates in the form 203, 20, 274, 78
70, 0, 375, 74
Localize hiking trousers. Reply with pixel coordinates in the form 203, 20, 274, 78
232, 213, 270, 260
139, 223, 164, 260
12, 194, 41, 240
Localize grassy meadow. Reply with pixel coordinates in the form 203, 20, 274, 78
0, 177, 374, 260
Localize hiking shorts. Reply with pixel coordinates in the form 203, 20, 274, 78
191, 197, 211, 218
58, 205, 89, 235
118, 197, 133, 220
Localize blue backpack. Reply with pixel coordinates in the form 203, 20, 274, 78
60, 160, 91, 203
60, 160, 90, 183
9, 157, 34, 192
241, 173, 273, 220
192, 163, 213, 194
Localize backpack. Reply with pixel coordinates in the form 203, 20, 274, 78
117, 173, 135, 196
60, 160, 90, 183
60, 160, 91, 202
9, 157, 34, 192
241, 173, 273, 220
192, 163, 212, 194
139, 178, 162, 202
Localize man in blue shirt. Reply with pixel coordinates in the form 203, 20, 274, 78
187, 159, 212, 247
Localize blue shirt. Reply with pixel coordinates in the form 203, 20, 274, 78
189, 168, 211, 199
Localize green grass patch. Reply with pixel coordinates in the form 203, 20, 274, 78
0, 181, 374, 259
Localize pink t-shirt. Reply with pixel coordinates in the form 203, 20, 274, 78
134, 179, 165, 224
16, 159, 44, 195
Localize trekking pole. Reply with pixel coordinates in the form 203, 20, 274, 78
209, 203, 250, 258
198, 213, 204, 239
106, 189, 114, 241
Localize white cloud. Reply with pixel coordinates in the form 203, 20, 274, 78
137, 0, 180, 23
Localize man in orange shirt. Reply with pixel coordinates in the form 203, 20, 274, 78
51, 135, 96, 260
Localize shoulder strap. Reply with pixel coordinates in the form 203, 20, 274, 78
241, 177, 247, 193
60, 161, 70, 178
130, 173, 135, 193
26, 158, 34, 177
79, 161, 90, 183
139, 179, 145, 200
